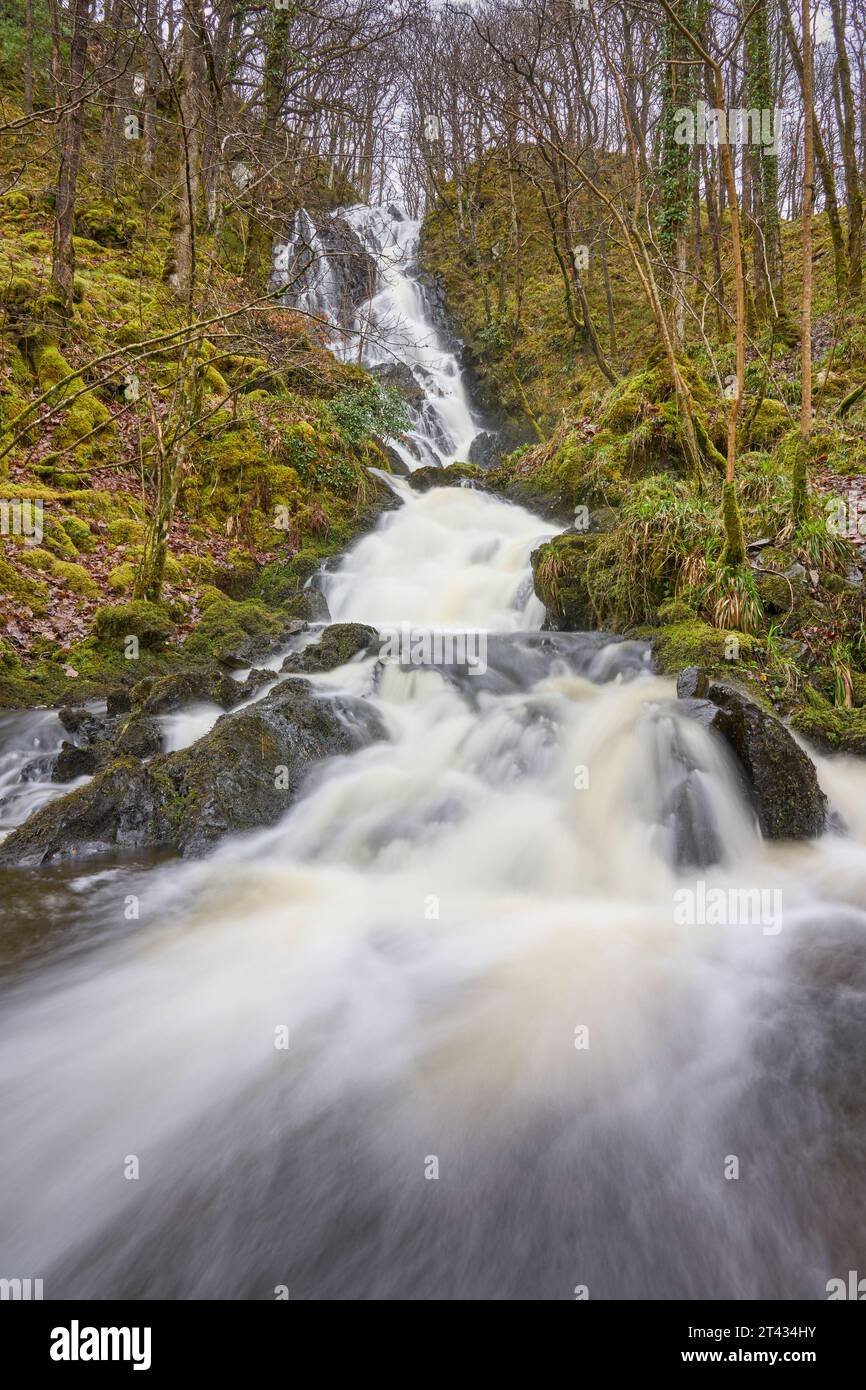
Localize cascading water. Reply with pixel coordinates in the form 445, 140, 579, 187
2, 207, 866, 1300
275, 204, 481, 471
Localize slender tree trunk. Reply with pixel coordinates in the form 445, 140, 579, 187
829, 0, 863, 296
793, 0, 814, 522
779, 0, 846, 292
707, 63, 746, 555
24, 0, 34, 115
174, 5, 202, 305
100, 0, 120, 196
50, 0, 90, 318
143, 0, 159, 175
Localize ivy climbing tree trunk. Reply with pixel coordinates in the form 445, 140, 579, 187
658, 5, 695, 350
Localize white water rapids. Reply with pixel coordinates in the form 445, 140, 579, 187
276, 203, 480, 470
1, 208, 866, 1300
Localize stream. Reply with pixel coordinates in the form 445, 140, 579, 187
1, 206, 865, 1300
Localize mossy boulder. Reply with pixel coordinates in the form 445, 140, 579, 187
93, 601, 175, 649
17, 546, 56, 573
651, 620, 761, 677
282, 623, 376, 674
53, 560, 99, 598
108, 562, 137, 594
0, 679, 385, 865
531, 532, 601, 630
746, 399, 790, 450
130, 665, 247, 715
33, 345, 74, 396
213, 547, 259, 599
791, 703, 866, 757
177, 552, 219, 585
53, 392, 113, 461
75, 201, 137, 248
407, 463, 484, 492
107, 517, 146, 545
0, 555, 50, 614
112, 715, 162, 760
60, 515, 95, 552
656, 598, 696, 625
677, 669, 827, 840
182, 595, 292, 667
221, 354, 276, 393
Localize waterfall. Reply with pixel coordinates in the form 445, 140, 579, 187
2, 204, 866, 1301
274, 203, 482, 471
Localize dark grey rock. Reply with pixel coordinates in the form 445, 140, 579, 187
676, 670, 827, 840
0, 680, 386, 866
282, 623, 377, 674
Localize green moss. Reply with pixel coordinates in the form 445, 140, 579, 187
201, 364, 229, 395
656, 598, 696, 625
60, 515, 95, 552
107, 561, 137, 594
651, 619, 761, 676
221, 354, 274, 392
531, 532, 602, 629
16, 546, 55, 572
0, 385, 29, 440
191, 585, 224, 610
746, 398, 789, 449
0, 637, 39, 705
177, 552, 219, 585
53, 392, 113, 462
93, 600, 175, 648
75, 201, 137, 248
721, 480, 746, 566
33, 345, 74, 396
107, 517, 146, 544
791, 704, 866, 755
182, 595, 285, 663
41, 513, 80, 559
0, 555, 50, 614
52, 559, 99, 597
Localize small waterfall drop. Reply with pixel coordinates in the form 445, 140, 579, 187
275, 203, 482, 471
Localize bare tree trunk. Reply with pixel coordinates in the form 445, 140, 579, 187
49, 0, 90, 318
99, 0, 120, 196
173, 4, 202, 305
143, 0, 159, 175
793, 0, 814, 522
829, 0, 863, 296
24, 0, 34, 115
779, 0, 848, 295
702, 144, 726, 335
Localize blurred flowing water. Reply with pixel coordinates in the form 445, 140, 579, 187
1, 207, 865, 1300
275, 203, 481, 470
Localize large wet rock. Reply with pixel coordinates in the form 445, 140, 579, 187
53, 706, 116, 781
677, 668, 827, 840
283, 210, 376, 329
0, 680, 385, 865
369, 360, 426, 406
407, 463, 486, 493
468, 422, 536, 470
282, 624, 377, 675
130, 664, 274, 715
